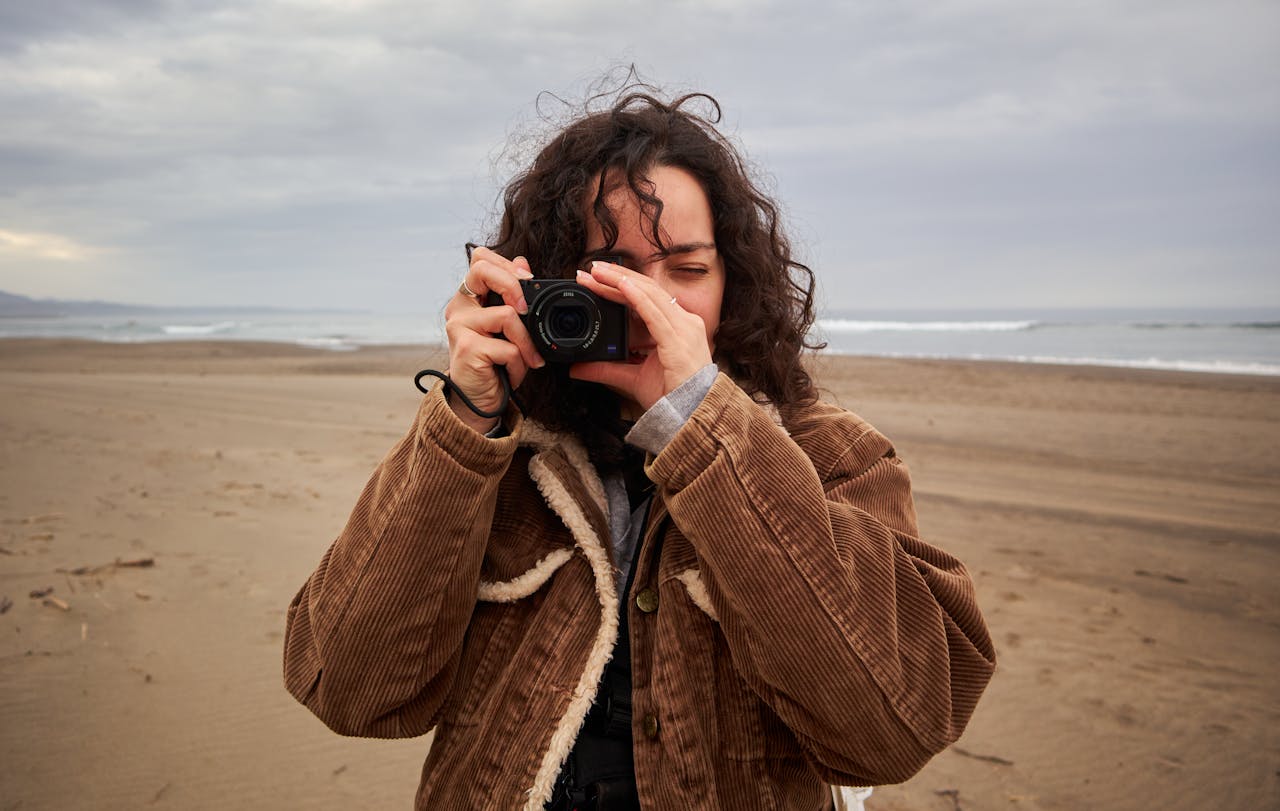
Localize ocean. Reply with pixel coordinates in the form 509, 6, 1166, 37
812, 307, 1280, 376
3, 306, 1278, 376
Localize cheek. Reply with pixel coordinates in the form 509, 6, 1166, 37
687, 294, 723, 342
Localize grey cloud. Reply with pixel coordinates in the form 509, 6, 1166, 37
0, 0, 1276, 311
0, 0, 171, 52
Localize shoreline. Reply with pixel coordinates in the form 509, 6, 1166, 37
2, 336, 1278, 382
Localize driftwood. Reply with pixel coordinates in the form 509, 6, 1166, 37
29, 586, 54, 599
57, 557, 155, 576
43, 596, 71, 612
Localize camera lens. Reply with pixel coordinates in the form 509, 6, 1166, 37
548, 303, 588, 341
525, 283, 609, 357
539, 291, 601, 349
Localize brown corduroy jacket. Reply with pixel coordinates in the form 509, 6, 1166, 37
283, 373, 995, 810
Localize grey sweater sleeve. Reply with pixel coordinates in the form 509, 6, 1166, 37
625, 363, 719, 456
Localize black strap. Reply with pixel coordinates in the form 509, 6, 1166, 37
413, 366, 513, 420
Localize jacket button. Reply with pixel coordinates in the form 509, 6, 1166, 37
642, 713, 660, 739
636, 587, 659, 613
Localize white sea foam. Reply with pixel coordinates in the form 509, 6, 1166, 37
817, 319, 1037, 333
295, 336, 360, 351
819, 349, 1280, 376
1010, 355, 1280, 376
161, 321, 241, 336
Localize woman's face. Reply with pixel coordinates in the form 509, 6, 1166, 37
583, 165, 726, 355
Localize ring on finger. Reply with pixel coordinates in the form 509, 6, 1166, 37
669, 296, 679, 306
459, 279, 479, 298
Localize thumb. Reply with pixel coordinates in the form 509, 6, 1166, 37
570, 360, 637, 392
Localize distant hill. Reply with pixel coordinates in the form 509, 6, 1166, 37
0, 290, 360, 317
0, 290, 158, 317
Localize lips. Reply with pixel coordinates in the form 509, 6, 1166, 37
628, 345, 656, 364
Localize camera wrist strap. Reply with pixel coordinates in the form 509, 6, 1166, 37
413, 365, 512, 420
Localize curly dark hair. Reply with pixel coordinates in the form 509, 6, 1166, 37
485, 82, 823, 468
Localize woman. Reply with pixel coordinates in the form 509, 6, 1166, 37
283, 85, 995, 811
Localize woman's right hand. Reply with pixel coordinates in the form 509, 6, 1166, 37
442, 246, 546, 433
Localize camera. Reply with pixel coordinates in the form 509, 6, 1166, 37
487, 279, 628, 364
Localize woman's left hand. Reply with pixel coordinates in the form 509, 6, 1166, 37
569, 261, 713, 412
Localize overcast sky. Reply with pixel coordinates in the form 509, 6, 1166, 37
1, 0, 1277, 314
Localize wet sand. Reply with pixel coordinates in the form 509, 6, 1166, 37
1, 339, 1277, 810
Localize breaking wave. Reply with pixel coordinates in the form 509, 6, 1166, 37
817, 319, 1037, 333
161, 321, 242, 336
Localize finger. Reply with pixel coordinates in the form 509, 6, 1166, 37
471, 246, 534, 281
586, 260, 669, 298
570, 359, 639, 390
571, 358, 666, 413
450, 304, 545, 370
463, 248, 534, 312
573, 269, 631, 306
465, 338, 528, 382
452, 326, 529, 378
613, 273, 682, 345
468, 258, 529, 313
585, 261, 680, 316
584, 259, 645, 290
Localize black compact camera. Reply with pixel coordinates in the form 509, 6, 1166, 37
487, 279, 628, 364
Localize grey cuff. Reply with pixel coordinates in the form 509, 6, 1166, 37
484, 422, 509, 439
625, 363, 719, 456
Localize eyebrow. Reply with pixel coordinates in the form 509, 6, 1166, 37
585, 241, 717, 262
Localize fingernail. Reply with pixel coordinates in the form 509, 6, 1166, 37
517, 297, 528, 314
517, 268, 534, 280
576, 270, 590, 281
534, 356, 546, 368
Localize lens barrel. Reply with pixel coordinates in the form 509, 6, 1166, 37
543, 297, 598, 348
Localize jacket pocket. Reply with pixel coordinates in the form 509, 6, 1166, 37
445, 601, 523, 726
446, 547, 571, 726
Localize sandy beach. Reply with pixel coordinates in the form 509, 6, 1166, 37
1, 338, 1277, 811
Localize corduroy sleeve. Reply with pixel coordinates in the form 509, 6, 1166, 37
283, 384, 521, 738
647, 373, 996, 785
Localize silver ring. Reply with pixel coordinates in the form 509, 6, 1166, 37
459, 279, 479, 298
